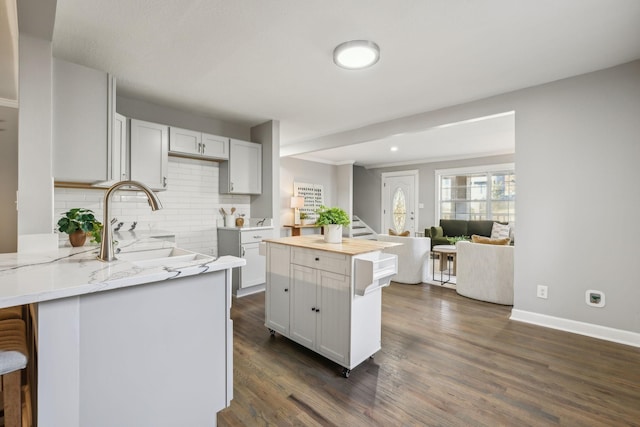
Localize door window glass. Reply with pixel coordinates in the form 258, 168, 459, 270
392, 188, 406, 232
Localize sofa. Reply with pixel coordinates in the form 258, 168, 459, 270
377, 234, 431, 284
455, 240, 514, 305
425, 219, 510, 249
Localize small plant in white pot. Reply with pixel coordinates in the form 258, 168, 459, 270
315, 205, 350, 243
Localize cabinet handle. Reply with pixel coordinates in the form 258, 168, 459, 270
242, 246, 245, 257
163, 176, 168, 187
284, 288, 288, 292
315, 308, 320, 313
230, 182, 234, 191
198, 142, 202, 153
311, 307, 316, 312
202, 143, 206, 154
253, 235, 261, 239
315, 257, 320, 261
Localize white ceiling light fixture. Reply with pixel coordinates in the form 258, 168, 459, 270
333, 40, 380, 70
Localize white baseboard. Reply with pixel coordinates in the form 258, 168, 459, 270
234, 284, 265, 298
510, 309, 640, 348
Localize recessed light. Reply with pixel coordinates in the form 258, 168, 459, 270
390, 146, 398, 152
333, 40, 380, 70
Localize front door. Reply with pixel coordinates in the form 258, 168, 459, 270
382, 171, 418, 235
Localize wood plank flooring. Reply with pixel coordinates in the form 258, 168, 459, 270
218, 283, 640, 426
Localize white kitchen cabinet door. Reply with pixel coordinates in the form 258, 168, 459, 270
52, 58, 115, 183
290, 264, 317, 349
169, 128, 229, 160
220, 139, 262, 194
316, 270, 350, 364
169, 127, 201, 156
129, 119, 169, 191
289, 265, 349, 365
111, 113, 129, 182
265, 244, 290, 335
241, 242, 265, 288
201, 133, 229, 159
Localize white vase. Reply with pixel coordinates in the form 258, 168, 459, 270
324, 224, 343, 243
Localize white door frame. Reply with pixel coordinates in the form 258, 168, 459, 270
381, 170, 419, 234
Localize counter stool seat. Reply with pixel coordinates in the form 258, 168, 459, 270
0, 318, 29, 427
0, 307, 23, 322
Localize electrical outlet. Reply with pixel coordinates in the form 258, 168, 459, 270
537, 285, 548, 299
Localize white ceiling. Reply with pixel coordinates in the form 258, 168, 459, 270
293, 112, 515, 168
8, 1, 640, 166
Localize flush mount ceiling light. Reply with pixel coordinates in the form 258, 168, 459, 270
333, 40, 380, 70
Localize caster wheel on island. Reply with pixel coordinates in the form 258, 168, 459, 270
342, 368, 350, 378
268, 328, 276, 336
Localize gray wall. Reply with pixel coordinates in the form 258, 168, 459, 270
18, 33, 54, 237
353, 166, 382, 232
293, 60, 640, 336
279, 157, 338, 236
116, 95, 250, 141
0, 106, 18, 253
336, 164, 353, 234
354, 154, 515, 233
250, 120, 280, 225
512, 60, 639, 332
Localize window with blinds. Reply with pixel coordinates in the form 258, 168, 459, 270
437, 165, 515, 224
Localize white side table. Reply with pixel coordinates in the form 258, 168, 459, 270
432, 244, 457, 284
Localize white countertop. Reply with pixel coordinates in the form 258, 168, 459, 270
0, 238, 245, 309
218, 225, 274, 231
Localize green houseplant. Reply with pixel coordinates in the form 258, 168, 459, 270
315, 205, 350, 243
57, 208, 103, 247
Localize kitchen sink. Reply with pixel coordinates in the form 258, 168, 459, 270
117, 247, 214, 267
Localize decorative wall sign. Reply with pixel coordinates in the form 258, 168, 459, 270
294, 182, 324, 219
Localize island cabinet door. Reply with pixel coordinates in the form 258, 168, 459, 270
316, 270, 350, 365
290, 264, 317, 348
266, 244, 291, 335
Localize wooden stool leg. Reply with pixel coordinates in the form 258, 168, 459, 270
4, 370, 22, 427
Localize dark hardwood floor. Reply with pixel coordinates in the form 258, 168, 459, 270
218, 283, 640, 426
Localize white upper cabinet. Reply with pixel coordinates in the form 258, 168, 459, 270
169, 127, 229, 160
201, 133, 229, 159
169, 127, 200, 155
110, 113, 129, 183
219, 139, 262, 194
52, 58, 115, 183
129, 119, 169, 191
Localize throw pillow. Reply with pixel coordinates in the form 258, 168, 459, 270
471, 234, 511, 245
389, 229, 410, 237
430, 226, 444, 238
490, 222, 510, 240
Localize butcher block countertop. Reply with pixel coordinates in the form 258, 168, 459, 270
263, 235, 400, 255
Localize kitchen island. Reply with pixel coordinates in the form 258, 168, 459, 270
0, 237, 244, 427
262, 236, 399, 377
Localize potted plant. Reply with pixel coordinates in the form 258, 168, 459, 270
315, 205, 350, 243
57, 208, 103, 247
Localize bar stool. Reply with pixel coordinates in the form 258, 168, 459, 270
0, 318, 29, 427
0, 307, 23, 321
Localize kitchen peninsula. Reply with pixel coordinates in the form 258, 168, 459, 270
263, 236, 399, 377
0, 238, 244, 427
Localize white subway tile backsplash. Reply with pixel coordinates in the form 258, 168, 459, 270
54, 157, 249, 255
